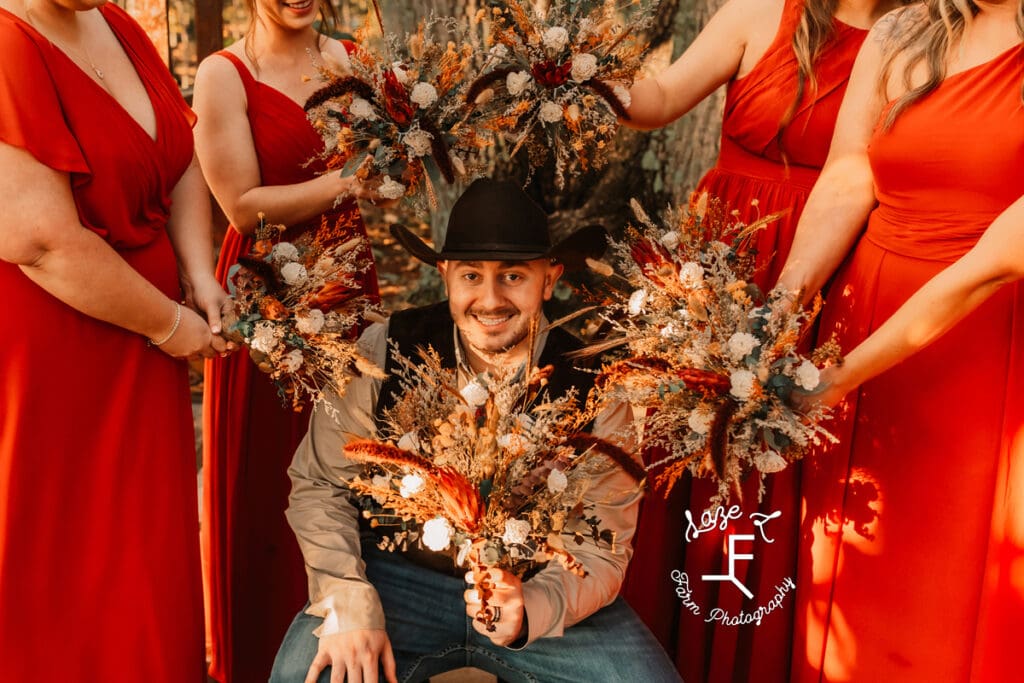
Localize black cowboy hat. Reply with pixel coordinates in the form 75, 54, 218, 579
390, 178, 607, 270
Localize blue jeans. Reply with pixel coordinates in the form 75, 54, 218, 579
271, 545, 682, 683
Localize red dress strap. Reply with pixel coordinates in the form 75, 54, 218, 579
215, 50, 260, 101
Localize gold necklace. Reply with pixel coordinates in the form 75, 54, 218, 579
24, 2, 105, 80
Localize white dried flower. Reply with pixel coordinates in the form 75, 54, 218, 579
502, 518, 532, 546
271, 242, 299, 262
390, 63, 409, 84
489, 43, 508, 58
251, 321, 282, 354
730, 369, 757, 400
547, 468, 568, 493
281, 349, 304, 373
613, 84, 632, 109
538, 101, 563, 124
543, 26, 569, 51
627, 289, 648, 317
678, 261, 704, 287
497, 432, 531, 451
397, 431, 421, 452
422, 517, 453, 551
410, 82, 438, 108
349, 97, 376, 120
660, 231, 680, 250
727, 332, 760, 361
281, 262, 308, 286
399, 473, 425, 498
571, 53, 598, 82
460, 380, 489, 407
795, 360, 821, 391
295, 309, 325, 335
688, 406, 714, 435
378, 176, 406, 200
370, 474, 391, 505
404, 128, 434, 157
754, 450, 788, 473
506, 70, 532, 96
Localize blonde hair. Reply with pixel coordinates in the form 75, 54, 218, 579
880, 0, 1024, 127
787, 0, 841, 125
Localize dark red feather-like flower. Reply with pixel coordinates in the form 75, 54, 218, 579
382, 70, 415, 127
531, 60, 573, 88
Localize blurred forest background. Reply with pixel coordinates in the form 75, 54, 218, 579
140, 0, 726, 290
122, 0, 727, 391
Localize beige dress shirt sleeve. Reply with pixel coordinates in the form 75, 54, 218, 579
517, 399, 643, 646
285, 321, 390, 637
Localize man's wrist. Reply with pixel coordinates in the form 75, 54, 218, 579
507, 612, 529, 650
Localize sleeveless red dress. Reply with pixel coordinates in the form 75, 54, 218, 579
0, 6, 204, 682
794, 46, 1024, 682
622, 2, 867, 680
201, 50, 380, 683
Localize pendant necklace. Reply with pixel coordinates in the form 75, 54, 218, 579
25, 2, 106, 80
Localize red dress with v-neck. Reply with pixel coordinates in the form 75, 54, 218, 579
200, 50, 380, 683
0, 5, 204, 681
622, 1, 867, 681
794, 45, 1024, 682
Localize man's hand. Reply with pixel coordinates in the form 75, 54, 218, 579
305, 629, 397, 683
464, 568, 526, 647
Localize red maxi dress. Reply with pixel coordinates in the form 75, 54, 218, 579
793, 46, 1024, 682
622, 1, 867, 680
201, 50, 380, 683
0, 5, 204, 682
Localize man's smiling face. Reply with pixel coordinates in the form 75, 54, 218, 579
438, 259, 563, 365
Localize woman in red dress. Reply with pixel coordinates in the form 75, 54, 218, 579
619, 0, 898, 679
0, 0, 227, 680
776, 0, 1023, 678
193, 1, 382, 681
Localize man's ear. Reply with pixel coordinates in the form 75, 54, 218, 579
542, 262, 565, 300
436, 261, 449, 291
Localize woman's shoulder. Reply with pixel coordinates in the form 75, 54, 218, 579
0, 7, 42, 54
195, 44, 250, 94
867, 3, 927, 50
712, 0, 789, 52
0, 9, 60, 83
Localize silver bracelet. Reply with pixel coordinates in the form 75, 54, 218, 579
148, 302, 182, 347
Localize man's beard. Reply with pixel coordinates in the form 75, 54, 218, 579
463, 307, 532, 355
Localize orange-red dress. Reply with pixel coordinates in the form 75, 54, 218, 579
0, 6, 204, 682
622, 1, 867, 680
201, 50, 380, 683
793, 45, 1024, 682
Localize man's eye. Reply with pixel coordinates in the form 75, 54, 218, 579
504, 273, 523, 283
462, 273, 479, 282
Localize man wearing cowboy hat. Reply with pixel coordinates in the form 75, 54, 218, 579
270, 178, 681, 683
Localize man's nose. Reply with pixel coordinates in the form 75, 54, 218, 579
478, 277, 505, 309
